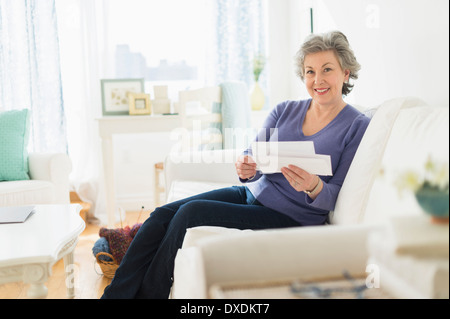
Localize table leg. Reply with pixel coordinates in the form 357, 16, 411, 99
64, 252, 76, 298
28, 283, 48, 299
24, 264, 49, 299
101, 136, 117, 227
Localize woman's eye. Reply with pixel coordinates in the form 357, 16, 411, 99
324, 68, 332, 72
306, 70, 314, 74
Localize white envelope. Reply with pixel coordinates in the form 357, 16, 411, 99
252, 141, 333, 176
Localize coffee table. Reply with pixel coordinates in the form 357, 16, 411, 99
0, 204, 85, 298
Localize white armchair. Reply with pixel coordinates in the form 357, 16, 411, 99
0, 153, 72, 207
165, 97, 448, 299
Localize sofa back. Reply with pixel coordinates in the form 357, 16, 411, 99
330, 97, 430, 225
362, 105, 449, 224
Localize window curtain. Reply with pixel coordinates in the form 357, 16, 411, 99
0, 0, 67, 153
55, 0, 107, 224
212, 0, 268, 92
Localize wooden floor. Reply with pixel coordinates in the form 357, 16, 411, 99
0, 210, 152, 299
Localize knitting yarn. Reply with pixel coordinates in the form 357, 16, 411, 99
92, 237, 113, 262
98, 223, 143, 264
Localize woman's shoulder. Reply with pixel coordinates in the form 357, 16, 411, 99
342, 104, 371, 139
345, 104, 371, 124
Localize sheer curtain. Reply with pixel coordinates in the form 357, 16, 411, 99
212, 0, 268, 92
55, 0, 108, 223
0, 0, 67, 153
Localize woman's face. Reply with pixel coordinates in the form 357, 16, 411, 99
304, 50, 350, 108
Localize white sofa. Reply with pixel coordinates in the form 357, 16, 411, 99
0, 153, 72, 207
164, 97, 449, 299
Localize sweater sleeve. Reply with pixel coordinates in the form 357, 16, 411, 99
305, 114, 371, 211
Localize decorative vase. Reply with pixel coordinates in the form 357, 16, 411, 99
250, 82, 265, 111
415, 186, 449, 224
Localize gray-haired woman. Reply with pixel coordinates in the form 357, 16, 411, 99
102, 30, 370, 299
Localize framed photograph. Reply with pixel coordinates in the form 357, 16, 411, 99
129, 93, 151, 115
101, 78, 145, 115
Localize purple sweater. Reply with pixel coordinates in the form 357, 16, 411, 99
244, 99, 371, 226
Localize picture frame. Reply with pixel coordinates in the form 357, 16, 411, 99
101, 78, 145, 115
128, 93, 152, 115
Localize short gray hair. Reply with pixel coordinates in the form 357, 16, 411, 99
295, 31, 361, 96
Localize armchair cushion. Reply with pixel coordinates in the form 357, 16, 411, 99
172, 224, 377, 298
0, 109, 30, 181
0, 152, 72, 206
164, 150, 242, 202
0, 180, 55, 206
167, 180, 236, 203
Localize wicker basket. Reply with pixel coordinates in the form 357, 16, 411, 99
96, 252, 119, 279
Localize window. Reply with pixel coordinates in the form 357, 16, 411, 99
104, 0, 213, 98
100, 0, 268, 100
56, 0, 268, 110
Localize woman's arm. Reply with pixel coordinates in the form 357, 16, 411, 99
305, 115, 371, 211
235, 155, 257, 180
237, 105, 282, 182
281, 165, 323, 200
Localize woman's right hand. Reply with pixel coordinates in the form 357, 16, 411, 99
235, 155, 257, 180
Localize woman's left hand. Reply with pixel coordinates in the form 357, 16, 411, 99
281, 165, 318, 193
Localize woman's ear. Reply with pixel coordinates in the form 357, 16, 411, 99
344, 69, 351, 82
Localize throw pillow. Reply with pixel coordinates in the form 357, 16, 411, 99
331, 97, 427, 225
0, 109, 31, 181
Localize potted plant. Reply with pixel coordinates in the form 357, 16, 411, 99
396, 157, 449, 224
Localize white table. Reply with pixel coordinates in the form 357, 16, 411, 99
97, 114, 182, 226
0, 205, 85, 299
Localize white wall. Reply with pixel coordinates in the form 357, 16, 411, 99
269, 0, 449, 108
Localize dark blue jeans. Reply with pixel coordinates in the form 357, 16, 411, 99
101, 186, 301, 299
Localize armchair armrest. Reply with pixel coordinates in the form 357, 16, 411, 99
164, 149, 242, 197
195, 224, 378, 296
28, 153, 72, 204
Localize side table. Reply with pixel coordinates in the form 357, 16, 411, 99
0, 204, 85, 298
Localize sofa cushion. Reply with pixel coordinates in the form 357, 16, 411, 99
331, 97, 427, 225
167, 180, 237, 203
0, 180, 55, 206
363, 106, 449, 224
0, 109, 30, 181
182, 226, 255, 249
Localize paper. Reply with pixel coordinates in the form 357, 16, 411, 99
252, 141, 333, 176
0, 206, 35, 224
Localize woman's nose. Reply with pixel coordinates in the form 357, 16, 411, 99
314, 74, 324, 85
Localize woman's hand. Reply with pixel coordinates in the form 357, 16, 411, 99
281, 165, 322, 198
235, 155, 257, 180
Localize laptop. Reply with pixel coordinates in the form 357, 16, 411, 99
0, 206, 35, 224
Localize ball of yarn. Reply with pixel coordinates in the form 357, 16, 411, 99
92, 237, 113, 262
97, 223, 144, 265
99, 226, 132, 264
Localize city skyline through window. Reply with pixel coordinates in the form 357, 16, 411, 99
107, 0, 211, 92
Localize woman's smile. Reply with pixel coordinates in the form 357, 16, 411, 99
314, 88, 330, 95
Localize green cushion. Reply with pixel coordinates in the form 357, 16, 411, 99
0, 109, 31, 181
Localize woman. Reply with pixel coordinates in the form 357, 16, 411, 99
101, 30, 370, 299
